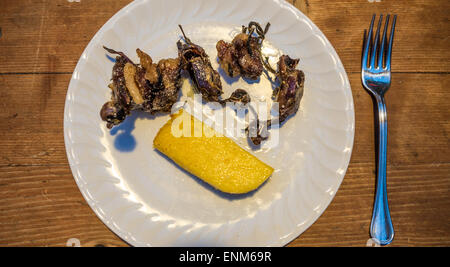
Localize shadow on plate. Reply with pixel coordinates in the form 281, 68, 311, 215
217, 64, 240, 85
242, 76, 261, 85
109, 111, 166, 152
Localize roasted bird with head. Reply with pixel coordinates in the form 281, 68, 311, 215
249, 55, 305, 145
273, 55, 305, 123
100, 46, 181, 129
177, 25, 223, 103
177, 25, 251, 106
100, 47, 134, 128
216, 21, 270, 80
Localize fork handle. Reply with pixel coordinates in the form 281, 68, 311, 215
370, 95, 394, 245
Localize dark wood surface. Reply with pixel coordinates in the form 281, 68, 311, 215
0, 0, 448, 247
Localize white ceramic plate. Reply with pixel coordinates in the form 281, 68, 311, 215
64, 0, 354, 246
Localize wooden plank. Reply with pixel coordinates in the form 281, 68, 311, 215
0, 0, 132, 74
0, 74, 71, 167
0, 0, 449, 74
289, 163, 450, 246
287, 0, 450, 74
0, 165, 127, 247
352, 72, 450, 167
0, 162, 448, 246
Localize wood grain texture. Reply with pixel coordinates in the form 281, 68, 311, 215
290, 0, 450, 73
0, 0, 449, 247
0, 0, 448, 74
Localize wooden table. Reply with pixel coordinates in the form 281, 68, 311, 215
0, 0, 448, 247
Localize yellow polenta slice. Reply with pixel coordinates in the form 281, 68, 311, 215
153, 110, 274, 194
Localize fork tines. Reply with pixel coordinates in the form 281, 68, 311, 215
362, 14, 397, 70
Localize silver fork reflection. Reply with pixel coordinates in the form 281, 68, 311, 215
361, 14, 397, 246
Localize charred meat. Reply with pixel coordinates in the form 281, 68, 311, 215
249, 55, 305, 145
149, 58, 182, 113
177, 25, 251, 106
100, 101, 127, 129
216, 22, 270, 80
220, 88, 251, 105
133, 48, 181, 114
100, 46, 181, 128
274, 55, 305, 123
177, 25, 223, 102
100, 47, 135, 128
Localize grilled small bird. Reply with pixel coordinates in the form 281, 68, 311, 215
249, 55, 305, 145
216, 21, 270, 80
177, 25, 223, 102
100, 47, 181, 128
177, 25, 251, 105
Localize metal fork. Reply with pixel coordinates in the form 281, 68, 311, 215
361, 14, 397, 246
